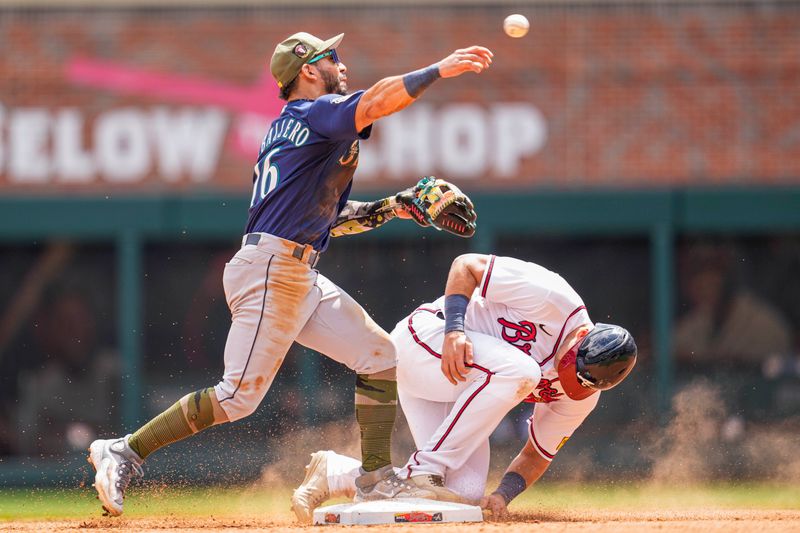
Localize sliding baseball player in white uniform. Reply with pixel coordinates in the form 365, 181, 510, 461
291, 253, 637, 522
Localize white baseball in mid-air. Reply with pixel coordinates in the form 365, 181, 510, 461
503, 14, 530, 38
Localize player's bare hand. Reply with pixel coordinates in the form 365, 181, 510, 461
441, 331, 474, 385
437, 46, 493, 78
480, 493, 509, 520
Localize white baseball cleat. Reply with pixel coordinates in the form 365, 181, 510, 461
408, 474, 464, 503
87, 435, 144, 516
354, 465, 437, 502
291, 450, 331, 524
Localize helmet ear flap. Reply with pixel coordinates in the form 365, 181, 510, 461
557, 341, 597, 401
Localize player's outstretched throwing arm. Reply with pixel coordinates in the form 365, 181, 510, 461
353, 45, 493, 132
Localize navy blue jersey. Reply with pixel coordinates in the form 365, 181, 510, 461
245, 90, 371, 252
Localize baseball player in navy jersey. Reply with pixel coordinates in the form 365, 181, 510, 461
291, 253, 637, 522
87, 32, 493, 516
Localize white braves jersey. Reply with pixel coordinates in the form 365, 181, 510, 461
431, 255, 601, 460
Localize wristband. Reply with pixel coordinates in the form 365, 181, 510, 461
402, 64, 441, 98
444, 294, 469, 334
492, 471, 527, 505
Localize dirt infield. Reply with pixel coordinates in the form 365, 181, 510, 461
5, 510, 800, 532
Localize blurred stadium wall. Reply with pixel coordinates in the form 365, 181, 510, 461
1, 0, 799, 190
0, 0, 798, 485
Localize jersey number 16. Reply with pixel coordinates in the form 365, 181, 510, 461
250, 147, 280, 208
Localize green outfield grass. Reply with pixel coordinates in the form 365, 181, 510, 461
0, 485, 295, 520
2, 482, 798, 521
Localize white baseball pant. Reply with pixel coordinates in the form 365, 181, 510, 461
324, 306, 541, 503
213, 232, 396, 421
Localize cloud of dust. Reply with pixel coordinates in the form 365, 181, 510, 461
548, 448, 595, 483
258, 419, 361, 486
741, 423, 800, 482
647, 379, 726, 485
256, 411, 417, 487
647, 378, 800, 483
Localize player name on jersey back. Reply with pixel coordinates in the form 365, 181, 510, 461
262, 115, 311, 149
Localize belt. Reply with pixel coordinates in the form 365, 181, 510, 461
243, 233, 321, 268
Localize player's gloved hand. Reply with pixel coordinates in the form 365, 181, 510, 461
394, 176, 477, 237
393, 184, 430, 227
441, 331, 474, 385
480, 493, 509, 520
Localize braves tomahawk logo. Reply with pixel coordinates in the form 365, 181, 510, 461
497, 318, 536, 355
523, 377, 564, 403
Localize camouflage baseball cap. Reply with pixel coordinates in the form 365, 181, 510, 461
270, 32, 344, 88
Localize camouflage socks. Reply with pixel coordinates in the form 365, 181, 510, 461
128, 387, 219, 460
354, 374, 397, 472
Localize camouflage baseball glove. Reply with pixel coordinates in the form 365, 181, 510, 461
395, 176, 477, 238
